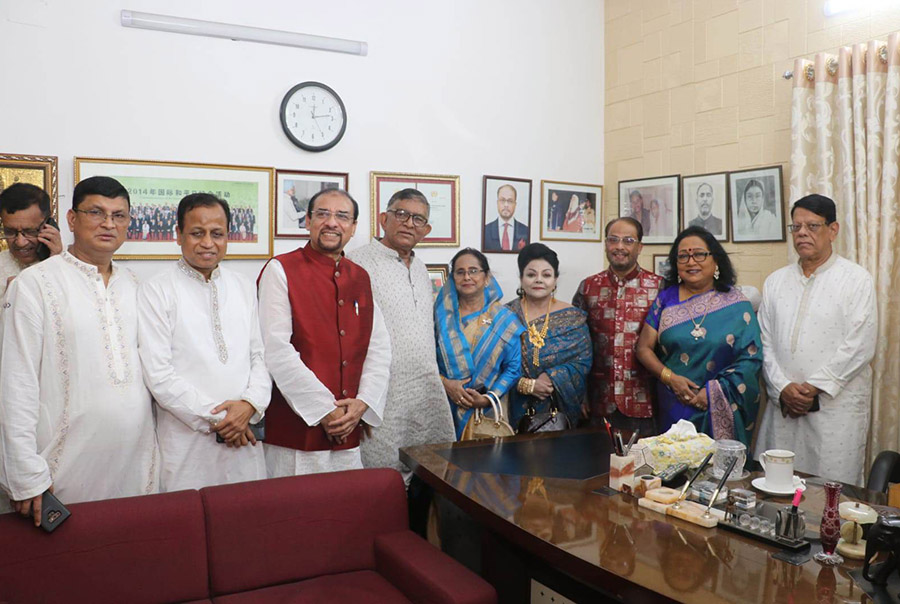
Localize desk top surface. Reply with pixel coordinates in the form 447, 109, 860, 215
401, 429, 890, 604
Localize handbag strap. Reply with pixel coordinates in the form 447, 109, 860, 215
484, 390, 507, 426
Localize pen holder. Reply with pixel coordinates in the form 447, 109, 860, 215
775, 507, 807, 541
609, 454, 635, 494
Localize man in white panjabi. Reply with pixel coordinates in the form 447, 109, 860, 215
0, 176, 158, 524
755, 194, 876, 485
138, 194, 270, 492
259, 189, 390, 476
0, 183, 63, 304
348, 189, 455, 530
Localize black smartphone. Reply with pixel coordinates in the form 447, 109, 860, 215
40, 490, 70, 533
470, 383, 487, 395
35, 217, 59, 261
216, 418, 266, 444
809, 395, 820, 413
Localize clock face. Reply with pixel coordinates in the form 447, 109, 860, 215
280, 82, 347, 152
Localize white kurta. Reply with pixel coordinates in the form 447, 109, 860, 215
137, 259, 271, 492
0, 252, 158, 509
348, 241, 455, 482
0, 249, 23, 303
258, 258, 391, 476
755, 254, 876, 485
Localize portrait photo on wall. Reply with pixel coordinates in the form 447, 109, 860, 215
275, 169, 348, 238
728, 165, 785, 243
370, 171, 460, 247
539, 180, 602, 242
481, 175, 532, 253
618, 175, 680, 245
653, 254, 672, 279
75, 157, 274, 260
425, 263, 448, 299
681, 172, 729, 241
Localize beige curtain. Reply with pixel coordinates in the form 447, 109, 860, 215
790, 33, 900, 474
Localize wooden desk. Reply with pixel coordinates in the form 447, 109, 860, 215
401, 429, 887, 604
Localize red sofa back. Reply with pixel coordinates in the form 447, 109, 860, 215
201, 468, 408, 597
0, 489, 210, 604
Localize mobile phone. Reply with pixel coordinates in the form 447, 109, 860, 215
216, 418, 266, 443
470, 383, 487, 395
35, 217, 59, 261
809, 395, 820, 413
40, 490, 70, 533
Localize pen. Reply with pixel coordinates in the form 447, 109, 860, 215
614, 431, 625, 457
354, 300, 359, 316
672, 451, 713, 509
603, 417, 616, 451
703, 455, 738, 518
624, 429, 639, 456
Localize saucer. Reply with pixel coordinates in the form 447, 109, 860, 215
751, 476, 807, 496
709, 468, 751, 481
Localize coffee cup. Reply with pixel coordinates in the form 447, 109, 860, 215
760, 449, 795, 491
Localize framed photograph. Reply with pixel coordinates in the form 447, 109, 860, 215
75, 157, 274, 260
681, 172, 729, 241
425, 263, 449, 299
0, 153, 59, 252
618, 175, 680, 245
481, 175, 532, 253
653, 254, 671, 279
539, 180, 602, 242
728, 165, 785, 243
275, 169, 348, 238
370, 171, 459, 247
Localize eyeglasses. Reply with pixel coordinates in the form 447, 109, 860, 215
386, 208, 428, 228
310, 208, 354, 225
787, 222, 828, 233
74, 209, 130, 226
1, 218, 48, 240
606, 235, 638, 246
453, 268, 484, 278
676, 251, 712, 264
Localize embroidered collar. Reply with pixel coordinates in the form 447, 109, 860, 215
606, 265, 641, 285
62, 250, 116, 280
177, 257, 220, 283
795, 252, 838, 279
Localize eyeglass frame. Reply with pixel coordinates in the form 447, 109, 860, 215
605, 235, 639, 246
787, 221, 831, 234
453, 267, 485, 278
1, 217, 50, 241
675, 250, 713, 264
309, 208, 356, 225
385, 208, 429, 228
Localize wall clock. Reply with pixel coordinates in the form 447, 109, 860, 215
279, 81, 347, 152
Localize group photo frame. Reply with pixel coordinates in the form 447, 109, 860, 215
618, 175, 680, 245
728, 165, 785, 243
681, 172, 729, 241
274, 169, 348, 239
539, 180, 603, 242
370, 171, 460, 247
75, 157, 274, 260
0, 153, 59, 254
481, 175, 532, 253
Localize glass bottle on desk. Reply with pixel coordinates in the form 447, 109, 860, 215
814, 481, 844, 565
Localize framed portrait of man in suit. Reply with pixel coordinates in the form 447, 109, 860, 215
481, 175, 532, 253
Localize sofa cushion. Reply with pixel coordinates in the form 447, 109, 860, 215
212, 570, 412, 604
202, 468, 408, 596
0, 490, 209, 604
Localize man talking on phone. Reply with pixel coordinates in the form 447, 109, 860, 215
0, 183, 63, 303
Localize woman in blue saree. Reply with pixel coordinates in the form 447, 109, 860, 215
435, 248, 525, 439
506, 244, 592, 429
636, 226, 762, 446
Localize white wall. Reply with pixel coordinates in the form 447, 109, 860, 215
1, 0, 605, 301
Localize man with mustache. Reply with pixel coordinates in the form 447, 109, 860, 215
573, 217, 662, 433
0, 183, 62, 305
688, 182, 723, 237
258, 189, 391, 475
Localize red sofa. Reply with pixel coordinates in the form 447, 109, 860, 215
0, 468, 496, 604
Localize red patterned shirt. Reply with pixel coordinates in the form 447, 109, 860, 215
573, 267, 662, 418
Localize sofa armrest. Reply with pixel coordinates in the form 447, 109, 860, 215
374, 531, 496, 604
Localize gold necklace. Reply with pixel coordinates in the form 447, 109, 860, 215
522, 296, 553, 366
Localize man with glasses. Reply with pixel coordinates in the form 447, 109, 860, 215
348, 188, 454, 534
0, 183, 62, 303
137, 193, 270, 492
483, 184, 529, 251
573, 217, 662, 433
0, 176, 158, 523
756, 194, 876, 485
258, 188, 390, 476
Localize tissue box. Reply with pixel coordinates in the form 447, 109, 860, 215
636, 420, 716, 473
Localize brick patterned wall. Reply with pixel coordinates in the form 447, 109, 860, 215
604, 0, 900, 289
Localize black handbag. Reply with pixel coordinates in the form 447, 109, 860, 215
516, 393, 571, 434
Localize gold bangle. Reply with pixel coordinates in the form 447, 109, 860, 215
517, 378, 528, 394
528, 379, 536, 395
660, 367, 672, 386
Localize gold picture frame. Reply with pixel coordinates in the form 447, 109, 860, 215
540, 179, 603, 242
0, 153, 59, 251
370, 171, 460, 247
75, 157, 274, 260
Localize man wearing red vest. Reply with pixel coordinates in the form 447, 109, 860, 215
258, 189, 391, 475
